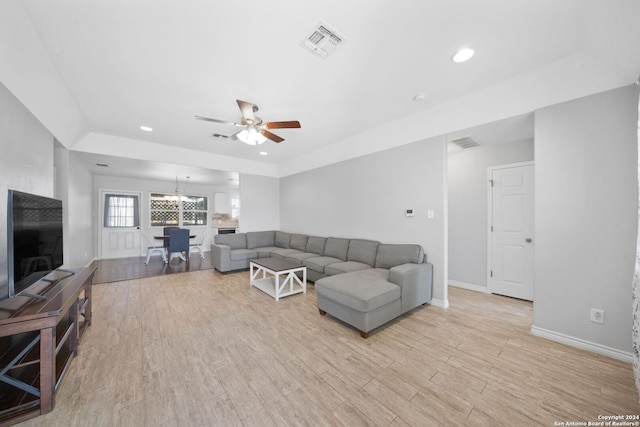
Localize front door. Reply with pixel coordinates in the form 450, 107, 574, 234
100, 190, 142, 259
488, 162, 534, 301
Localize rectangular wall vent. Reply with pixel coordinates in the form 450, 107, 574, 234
301, 22, 346, 59
450, 136, 481, 149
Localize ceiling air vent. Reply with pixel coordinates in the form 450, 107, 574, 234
450, 136, 481, 150
301, 22, 346, 59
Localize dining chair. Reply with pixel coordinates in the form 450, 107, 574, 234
143, 232, 167, 265
163, 226, 180, 251
189, 228, 209, 260
168, 228, 190, 262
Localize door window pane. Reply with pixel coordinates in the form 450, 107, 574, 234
104, 194, 139, 228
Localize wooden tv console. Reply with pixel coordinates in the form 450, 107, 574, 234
0, 266, 95, 426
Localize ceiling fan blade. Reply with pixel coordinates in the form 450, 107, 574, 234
227, 130, 241, 140
262, 130, 284, 143
265, 121, 301, 129
211, 130, 242, 140
195, 115, 243, 126
236, 100, 256, 123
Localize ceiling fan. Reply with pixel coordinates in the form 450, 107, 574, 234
196, 100, 301, 145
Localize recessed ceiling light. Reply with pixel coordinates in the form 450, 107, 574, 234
259, 152, 268, 156
413, 93, 427, 102
452, 48, 475, 63
140, 126, 153, 132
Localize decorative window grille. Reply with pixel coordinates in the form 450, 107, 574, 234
103, 194, 139, 228
150, 193, 208, 227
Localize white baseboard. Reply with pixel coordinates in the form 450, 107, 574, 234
449, 280, 489, 294
430, 298, 449, 309
531, 325, 632, 363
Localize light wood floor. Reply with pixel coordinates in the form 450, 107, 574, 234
20, 269, 640, 426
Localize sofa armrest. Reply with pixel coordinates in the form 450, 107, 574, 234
211, 243, 231, 272
388, 262, 433, 313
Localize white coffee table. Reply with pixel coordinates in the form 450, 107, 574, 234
250, 258, 307, 301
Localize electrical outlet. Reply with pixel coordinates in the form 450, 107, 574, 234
590, 308, 604, 324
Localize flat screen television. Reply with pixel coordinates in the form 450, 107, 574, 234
5, 190, 64, 299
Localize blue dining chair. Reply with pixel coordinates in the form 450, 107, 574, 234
163, 226, 180, 251
168, 228, 190, 262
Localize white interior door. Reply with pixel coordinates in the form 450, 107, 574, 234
488, 162, 534, 301
100, 190, 142, 259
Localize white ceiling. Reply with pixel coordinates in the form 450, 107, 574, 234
3, 0, 640, 180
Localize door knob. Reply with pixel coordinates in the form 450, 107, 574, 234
525, 238, 533, 243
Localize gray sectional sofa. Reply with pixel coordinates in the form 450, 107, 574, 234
211, 230, 433, 337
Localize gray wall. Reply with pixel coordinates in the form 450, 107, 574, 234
0, 82, 55, 290
280, 136, 449, 306
239, 173, 280, 233
448, 140, 535, 290
534, 84, 637, 355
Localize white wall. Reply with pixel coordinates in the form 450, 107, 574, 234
280, 137, 449, 307
448, 140, 535, 290
0, 81, 54, 290
239, 174, 280, 232
92, 174, 238, 256
533, 85, 637, 358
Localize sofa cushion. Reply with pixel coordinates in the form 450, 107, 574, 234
215, 233, 246, 250
290, 234, 309, 251
306, 236, 327, 256
270, 248, 302, 258
285, 252, 318, 263
315, 271, 400, 313
253, 246, 280, 258
246, 231, 275, 249
375, 244, 424, 269
275, 231, 291, 248
357, 268, 392, 280
347, 239, 380, 266
304, 256, 342, 273
230, 249, 257, 261
325, 261, 372, 276
324, 237, 350, 261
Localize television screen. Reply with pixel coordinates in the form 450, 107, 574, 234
6, 190, 63, 298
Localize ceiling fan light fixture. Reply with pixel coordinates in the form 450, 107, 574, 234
237, 128, 267, 145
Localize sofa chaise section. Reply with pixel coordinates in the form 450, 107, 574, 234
315, 243, 432, 338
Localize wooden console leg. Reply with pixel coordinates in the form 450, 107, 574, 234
360, 331, 369, 339
318, 309, 326, 315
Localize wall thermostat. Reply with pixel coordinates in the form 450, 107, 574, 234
405, 209, 415, 217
